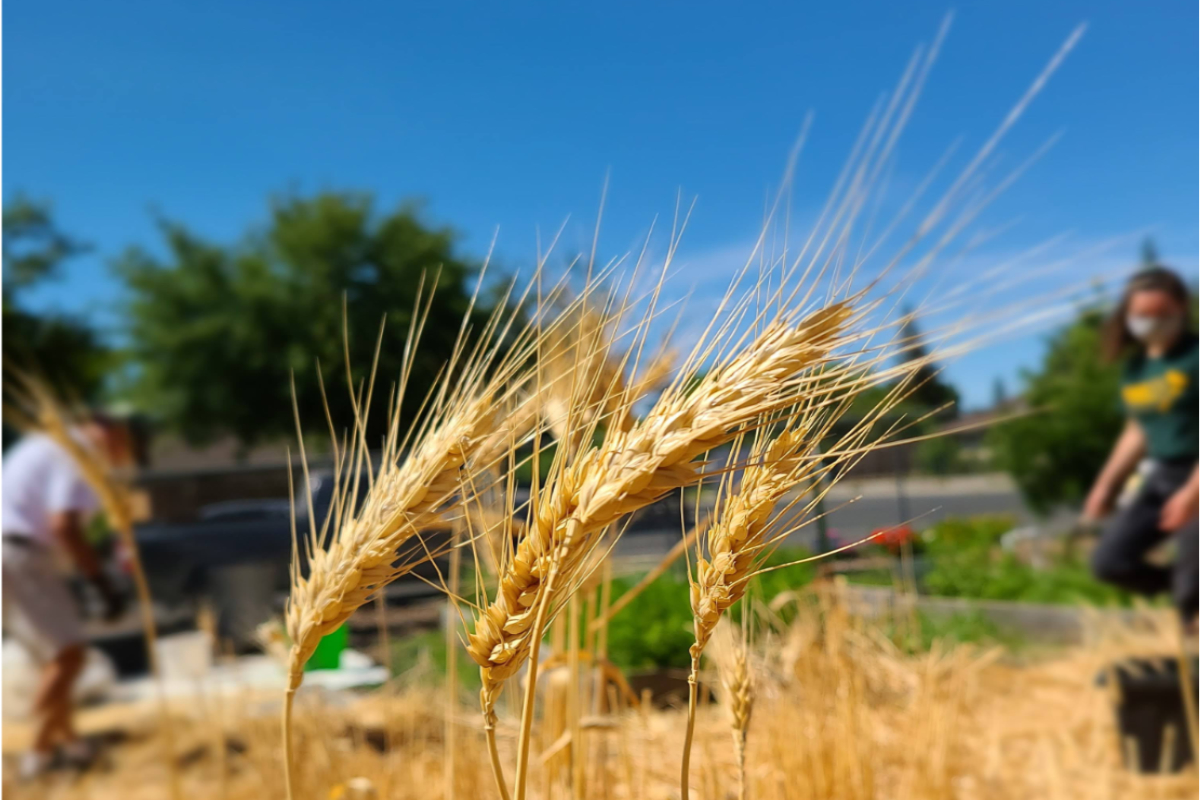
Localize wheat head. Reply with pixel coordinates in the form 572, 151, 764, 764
690, 427, 814, 656
285, 394, 500, 690
726, 643, 754, 737
466, 301, 851, 716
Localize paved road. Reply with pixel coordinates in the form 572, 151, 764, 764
611, 480, 1076, 566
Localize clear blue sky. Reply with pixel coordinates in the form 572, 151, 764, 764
6, 1, 1197, 409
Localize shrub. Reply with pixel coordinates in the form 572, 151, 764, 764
605, 546, 817, 670
605, 573, 696, 670
920, 515, 1134, 606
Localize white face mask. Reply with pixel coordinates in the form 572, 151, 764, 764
1126, 313, 1181, 345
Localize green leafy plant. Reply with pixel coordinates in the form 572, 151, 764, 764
888, 610, 1025, 654
605, 547, 818, 670
920, 515, 1134, 606
988, 302, 1123, 513
390, 629, 482, 691
606, 573, 696, 670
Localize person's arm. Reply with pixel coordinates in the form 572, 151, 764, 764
48, 509, 124, 620
1083, 420, 1146, 521
47, 456, 126, 620
48, 510, 103, 580
1160, 465, 1199, 531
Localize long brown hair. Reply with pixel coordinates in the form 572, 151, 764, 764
1101, 266, 1192, 363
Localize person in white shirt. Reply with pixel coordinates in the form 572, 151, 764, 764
2, 415, 127, 778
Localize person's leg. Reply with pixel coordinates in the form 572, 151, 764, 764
31, 644, 85, 753
3, 540, 89, 773
1091, 492, 1171, 596
1171, 517, 1198, 631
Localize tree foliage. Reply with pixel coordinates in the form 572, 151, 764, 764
114, 192, 491, 449
2, 196, 110, 403
897, 309, 959, 416
987, 303, 1123, 513
3, 195, 90, 291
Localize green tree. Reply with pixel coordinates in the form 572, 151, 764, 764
915, 435, 965, 476
987, 301, 1123, 513
114, 191, 492, 449
897, 308, 960, 417
991, 376, 1007, 408
2, 196, 110, 402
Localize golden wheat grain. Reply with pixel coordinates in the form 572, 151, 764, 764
465, 302, 850, 800
468, 302, 849, 702
285, 394, 496, 689
729, 653, 755, 799
690, 428, 814, 657
711, 626, 755, 800
279, 268, 574, 799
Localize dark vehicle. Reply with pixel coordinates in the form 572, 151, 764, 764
92, 474, 692, 674
133, 472, 455, 644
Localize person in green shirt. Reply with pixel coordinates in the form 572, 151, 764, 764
1085, 267, 1197, 629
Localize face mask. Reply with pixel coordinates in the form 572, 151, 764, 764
1126, 313, 1181, 344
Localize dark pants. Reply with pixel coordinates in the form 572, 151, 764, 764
1091, 461, 1199, 623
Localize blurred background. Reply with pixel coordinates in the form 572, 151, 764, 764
2, 1, 1197, 795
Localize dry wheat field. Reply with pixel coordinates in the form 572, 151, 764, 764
7, 597, 1198, 800
7, 20, 1196, 800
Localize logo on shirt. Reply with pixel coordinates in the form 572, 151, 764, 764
1122, 369, 1189, 413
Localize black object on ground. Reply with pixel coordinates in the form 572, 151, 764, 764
1097, 655, 1198, 773
627, 668, 714, 709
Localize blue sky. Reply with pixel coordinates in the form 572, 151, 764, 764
6, 1, 1197, 409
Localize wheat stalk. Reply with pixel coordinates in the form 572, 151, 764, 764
712, 628, 755, 800
677, 347, 938, 797
467, 301, 851, 800
284, 393, 497, 689
279, 268, 568, 799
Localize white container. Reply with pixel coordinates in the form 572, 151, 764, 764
155, 631, 213, 684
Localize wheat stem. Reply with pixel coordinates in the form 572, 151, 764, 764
445, 526, 462, 800
484, 713, 512, 800
681, 653, 702, 799
282, 688, 296, 800
511, 545, 567, 800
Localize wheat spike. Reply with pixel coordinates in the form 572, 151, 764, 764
283, 270, 565, 691
280, 271, 568, 800
467, 301, 851, 714
285, 393, 498, 688
690, 428, 813, 656
715, 633, 755, 800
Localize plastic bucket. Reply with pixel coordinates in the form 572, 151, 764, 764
1099, 656, 1198, 773
305, 623, 348, 671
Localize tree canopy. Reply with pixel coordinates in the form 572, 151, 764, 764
2, 196, 110, 403
114, 192, 491, 449
987, 302, 1123, 513
896, 309, 959, 416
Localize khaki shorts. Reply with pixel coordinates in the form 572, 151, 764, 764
2, 538, 85, 663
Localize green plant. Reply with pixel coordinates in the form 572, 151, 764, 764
606, 573, 696, 670
915, 435, 966, 476
988, 302, 1123, 513
603, 546, 818, 671
919, 515, 1134, 606
749, 546, 818, 605
390, 629, 482, 691
888, 610, 1025, 654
